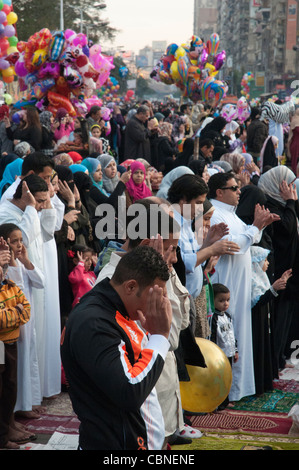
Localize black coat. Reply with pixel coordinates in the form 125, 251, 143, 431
124, 116, 152, 162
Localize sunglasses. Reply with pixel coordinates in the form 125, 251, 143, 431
220, 185, 239, 192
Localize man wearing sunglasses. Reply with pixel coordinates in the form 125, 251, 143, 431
208, 171, 280, 405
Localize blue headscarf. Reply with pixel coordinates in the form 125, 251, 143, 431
0, 158, 23, 196
80, 157, 108, 195
69, 164, 89, 174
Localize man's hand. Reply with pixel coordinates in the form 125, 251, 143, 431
136, 285, 172, 339
203, 223, 229, 247
211, 239, 240, 256
21, 181, 36, 208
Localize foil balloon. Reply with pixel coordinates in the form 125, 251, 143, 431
214, 50, 226, 71
221, 103, 238, 123
201, 76, 226, 103
206, 33, 220, 57
180, 338, 233, 413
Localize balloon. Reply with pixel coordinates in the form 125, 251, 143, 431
170, 60, 180, 81
0, 0, 3, 9
1, 4, 11, 15
206, 33, 220, 57
3, 92, 12, 104
0, 11, 7, 24
0, 57, 9, 69
6, 11, 17, 25
221, 103, 238, 122
47, 91, 76, 116
177, 57, 188, 84
175, 46, 186, 60
8, 35, 17, 47
32, 48, 48, 67
214, 50, 226, 70
180, 338, 233, 413
201, 76, 226, 103
166, 43, 178, 57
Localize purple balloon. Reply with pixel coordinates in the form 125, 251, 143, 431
4, 25, 15, 38
214, 51, 226, 71
0, 58, 10, 70
0, 12, 7, 24
199, 49, 209, 68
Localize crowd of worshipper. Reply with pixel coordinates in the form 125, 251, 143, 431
0, 95, 299, 450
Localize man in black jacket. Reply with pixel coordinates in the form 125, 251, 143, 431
61, 246, 172, 450
124, 105, 156, 162
247, 108, 269, 164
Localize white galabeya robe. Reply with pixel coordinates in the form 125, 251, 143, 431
210, 199, 262, 402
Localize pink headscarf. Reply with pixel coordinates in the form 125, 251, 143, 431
126, 161, 152, 202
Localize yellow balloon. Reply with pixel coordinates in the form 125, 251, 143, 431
180, 338, 233, 413
175, 46, 186, 60
2, 66, 15, 78
170, 61, 180, 81
205, 63, 216, 75
6, 46, 18, 56
6, 12, 18, 25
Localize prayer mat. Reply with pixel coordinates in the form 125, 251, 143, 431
189, 410, 293, 437
273, 380, 299, 394
172, 434, 299, 451
16, 414, 80, 435
229, 390, 299, 413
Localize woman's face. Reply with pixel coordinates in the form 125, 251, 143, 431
93, 164, 103, 182
238, 158, 246, 174
132, 169, 145, 185
203, 211, 213, 230
51, 174, 59, 194
91, 127, 101, 139
8, 229, 23, 258
74, 118, 81, 129
179, 124, 185, 133
105, 160, 117, 179
202, 165, 210, 183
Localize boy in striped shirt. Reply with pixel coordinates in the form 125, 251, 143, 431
0, 243, 31, 449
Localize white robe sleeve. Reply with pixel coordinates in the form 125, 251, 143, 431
39, 208, 57, 242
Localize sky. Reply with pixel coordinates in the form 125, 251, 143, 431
102, 0, 195, 54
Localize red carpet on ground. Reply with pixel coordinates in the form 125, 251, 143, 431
190, 410, 293, 436
16, 414, 80, 435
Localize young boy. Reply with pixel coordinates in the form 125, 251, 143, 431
210, 283, 238, 409
0, 244, 31, 449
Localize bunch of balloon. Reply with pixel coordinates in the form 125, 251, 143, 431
13, 27, 115, 117
98, 76, 120, 103
241, 72, 254, 100
0, 0, 19, 85
150, 33, 227, 104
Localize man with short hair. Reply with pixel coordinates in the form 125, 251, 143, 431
167, 174, 240, 300
61, 245, 172, 450
208, 171, 280, 402
124, 105, 156, 162
198, 138, 215, 164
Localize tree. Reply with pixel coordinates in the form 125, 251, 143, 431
13, 0, 118, 43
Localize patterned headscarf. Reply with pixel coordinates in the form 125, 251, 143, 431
220, 153, 245, 174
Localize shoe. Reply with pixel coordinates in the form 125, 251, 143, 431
175, 424, 203, 439
168, 434, 192, 445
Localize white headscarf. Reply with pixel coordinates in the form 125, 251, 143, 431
251, 246, 271, 308
258, 166, 296, 206
156, 166, 194, 200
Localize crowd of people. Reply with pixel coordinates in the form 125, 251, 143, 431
0, 95, 298, 451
